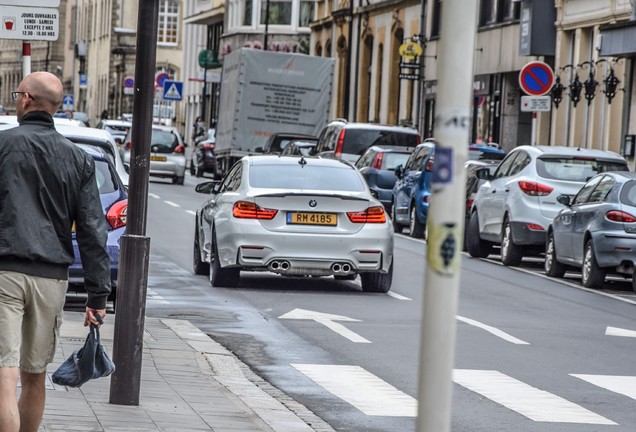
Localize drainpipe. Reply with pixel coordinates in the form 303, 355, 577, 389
352, 0, 361, 121
344, 0, 354, 119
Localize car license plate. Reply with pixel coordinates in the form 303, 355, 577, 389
150, 155, 167, 162
287, 212, 337, 226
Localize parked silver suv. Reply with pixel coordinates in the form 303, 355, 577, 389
312, 120, 420, 163
466, 145, 628, 266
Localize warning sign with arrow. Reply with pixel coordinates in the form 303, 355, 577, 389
162, 80, 183, 101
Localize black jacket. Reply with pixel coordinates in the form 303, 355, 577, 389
0, 111, 110, 309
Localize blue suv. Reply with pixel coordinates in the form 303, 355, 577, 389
392, 141, 506, 239
391, 142, 435, 238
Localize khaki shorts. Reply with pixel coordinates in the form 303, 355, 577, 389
0, 271, 67, 373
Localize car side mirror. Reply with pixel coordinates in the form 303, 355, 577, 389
195, 181, 219, 194
557, 194, 571, 206
475, 168, 492, 180
395, 165, 404, 179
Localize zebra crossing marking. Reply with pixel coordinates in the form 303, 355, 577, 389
571, 374, 636, 400
291, 364, 417, 417
453, 369, 616, 425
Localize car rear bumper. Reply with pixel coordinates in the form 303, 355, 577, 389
510, 221, 547, 245
68, 228, 123, 285
592, 231, 636, 269
217, 223, 394, 275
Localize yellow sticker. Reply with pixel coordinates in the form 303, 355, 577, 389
426, 221, 460, 277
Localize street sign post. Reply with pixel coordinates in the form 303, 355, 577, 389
0, 6, 59, 41
519, 61, 554, 146
62, 94, 73, 110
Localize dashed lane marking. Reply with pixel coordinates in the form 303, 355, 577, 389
164, 201, 180, 207
387, 291, 412, 300
148, 193, 160, 199
185, 210, 196, 216
457, 315, 530, 345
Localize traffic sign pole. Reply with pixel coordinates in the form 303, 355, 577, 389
23, 42, 30, 77
518, 62, 554, 146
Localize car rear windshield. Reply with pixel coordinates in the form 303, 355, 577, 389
383, 153, 410, 170
619, 180, 636, 207
151, 130, 179, 153
344, 130, 418, 157
250, 164, 366, 192
536, 157, 628, 181
94, 160, 117, 194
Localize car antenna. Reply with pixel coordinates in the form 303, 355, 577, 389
298, 156, 307, 167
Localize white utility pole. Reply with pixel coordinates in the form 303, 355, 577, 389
416, 0, 478, 431
23, 42, 31, 77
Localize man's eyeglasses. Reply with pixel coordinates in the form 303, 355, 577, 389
11, 91, 35, 101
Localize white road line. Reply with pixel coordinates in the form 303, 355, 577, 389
387, 291, 412, 301
148, 193, 160, 199
475, 254, 636, 306
164, 201, 180, 207
316, 319, 371, 343
456, 315, 530, 345
147, 289, 169, 304
291, 364, 417, 417
453, 369, 616, 425
606, 326, 636, 338
571, 374, 636, 400
185, 210, 196, 216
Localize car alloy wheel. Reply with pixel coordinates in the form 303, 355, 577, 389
582, 240, 606, 288
409, 206, 425, 239
544, 232, 566, 278
209, 231, 240, 288
391, 204, 403, 233
466, 211, 492, 258
500, 219, 522, 266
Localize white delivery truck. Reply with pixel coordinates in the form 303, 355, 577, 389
214, 48, 335, 175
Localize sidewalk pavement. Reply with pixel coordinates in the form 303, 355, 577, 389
37, 311, 334, 432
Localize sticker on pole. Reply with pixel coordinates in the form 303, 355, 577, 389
432, 147, 453, 184
518, 61, 554, 96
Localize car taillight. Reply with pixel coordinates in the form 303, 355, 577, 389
415, 135, 421, 143
202, 143, 215, 151
335, 130, 345, 158
347, 206, 387, 223
518, 181, 553, 196
606, 210, 636, 223
106, 200, 127, 229
425, 157, 434, 172
174, 144, 185, 154
527, 223, 545, 231
372, 152, 383, 170
232, 201, 278, 220
125, 141, 132, 150
466, 198, 474, 210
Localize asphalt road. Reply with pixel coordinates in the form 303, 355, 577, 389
136, 174, 636, 432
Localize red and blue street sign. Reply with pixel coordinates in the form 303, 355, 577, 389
155, 72, 170, 88
518, 61, 554, 96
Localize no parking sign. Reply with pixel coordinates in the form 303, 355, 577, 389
518, 61, 554, 96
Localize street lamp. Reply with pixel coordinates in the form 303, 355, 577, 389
579, 61, 599, 106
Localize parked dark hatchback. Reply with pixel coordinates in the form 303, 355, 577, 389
355, 145, 413, 210
313, 120, 420, 163
256, 132, 318, 155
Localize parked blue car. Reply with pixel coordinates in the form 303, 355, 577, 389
68, 144, 127, 303
391, 141, 505, 239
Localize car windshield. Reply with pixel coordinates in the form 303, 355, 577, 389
250, 164, 366, 192
344, 130, 418, 156
536, 157, 628, 181
94, 160, 117, 194
151, 130, 178, 153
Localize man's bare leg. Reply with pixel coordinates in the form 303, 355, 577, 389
17, 371, 45, 432
0, 367, 19, 432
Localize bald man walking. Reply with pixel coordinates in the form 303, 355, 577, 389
0, 72, 111, 431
